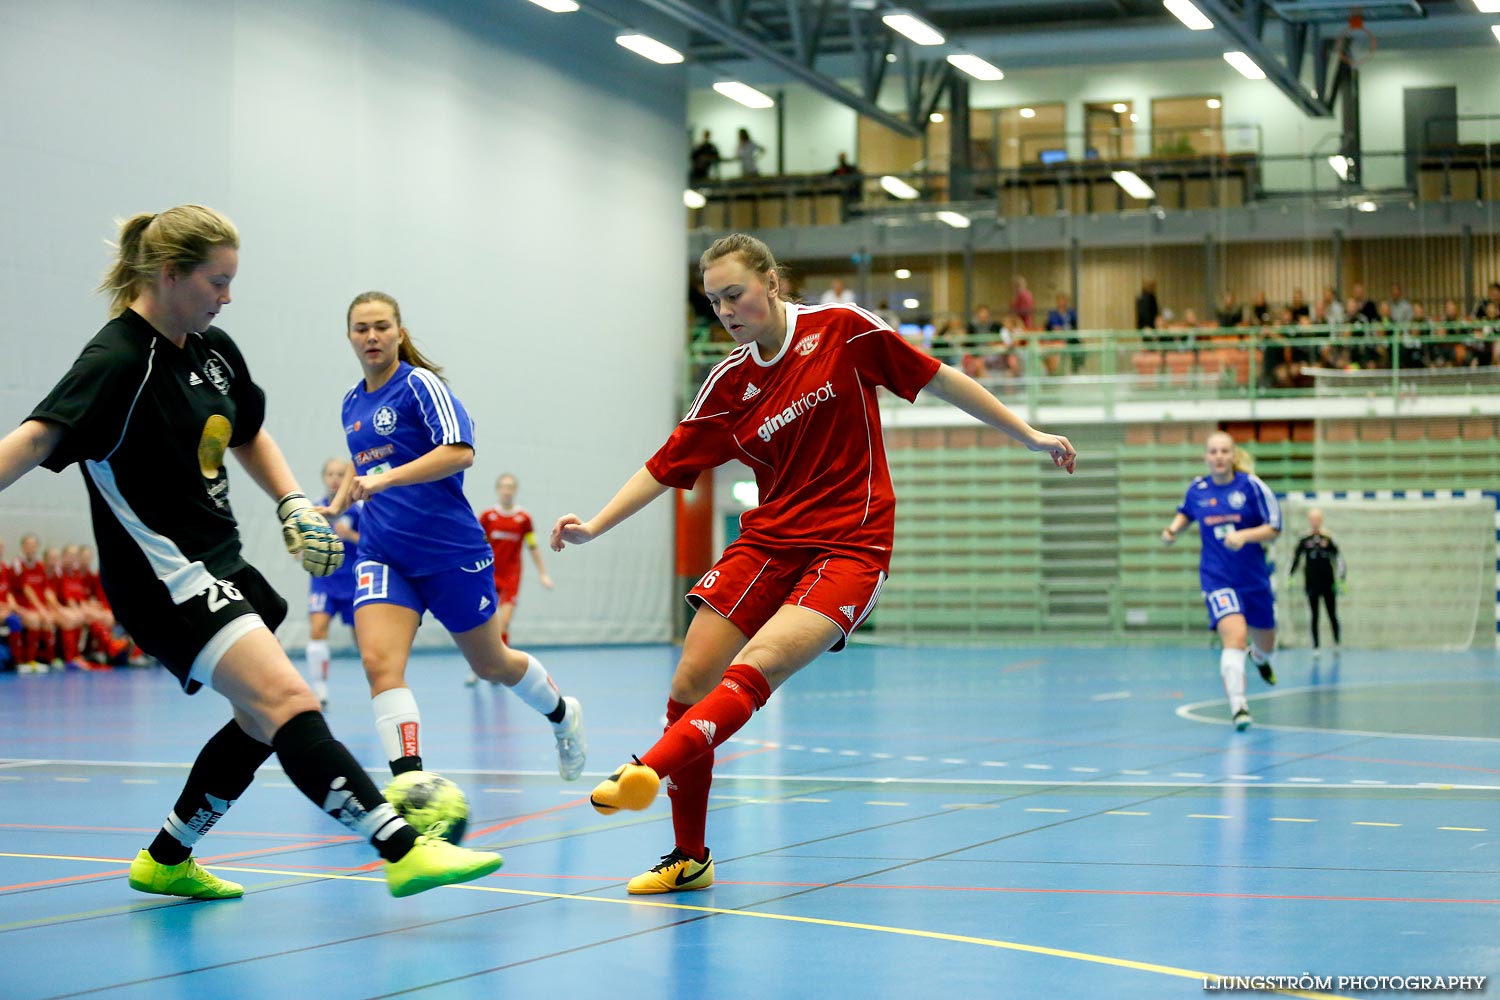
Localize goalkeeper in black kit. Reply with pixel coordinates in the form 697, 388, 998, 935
1288, 508, 1346, 652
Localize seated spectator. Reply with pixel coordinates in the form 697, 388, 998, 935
1465, 302, 1499, 366
11, 533, 56, 671
1320, 286, 1344, 326
969, 303, 1000, 337
1215, 292, 1243, 329
875, 298, 902, 332
931, 314, 968, 368
44, 545, 89, 671
1350, 282, 1379, 322
0, 537, 23, 671
1389, 284, 1413, 325
1473, 281, 1500, 319
1249, 290, 1272, 326
1289, 287, 1310, 321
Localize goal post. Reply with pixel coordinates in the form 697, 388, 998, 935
1271, 491, 1500, 651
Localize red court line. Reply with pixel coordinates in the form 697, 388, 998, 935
352, 797, 599, 873
0, 867, 132, 892
0, 822, 351, 840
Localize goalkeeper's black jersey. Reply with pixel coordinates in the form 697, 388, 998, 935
28, 309, 267, 605
1288, 532, 1343, 591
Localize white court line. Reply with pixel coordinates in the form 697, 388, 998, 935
1177, 686, 1500, 743
1091, 691, 1133, 702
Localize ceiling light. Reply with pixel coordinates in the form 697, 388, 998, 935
1019, 107, 1036, 119
524, 0, 580, 10
1492, 23, 1500, 42
684, 190, 707, 209
936, 210, 971, 228
1223, 51, 1266, 80
894, 268, 912, 279
1206, 98, 1222, 109
1111, 170, 1156, 200
880, 175, 920, 199
1164, 0, 1214, 30
1356, 200, 1377, 213
1112, 102, 1128, 113
929, 111, 944, 123
1327, 155, 1351, 181
882, 12, 945, 45
903, 297, 920, 308
946, 53, 1004, 81
1475, 1, 1500, 12
886, 52, 898, 63
713, 81, 775, 109
1129, 112, 1140, 123
615, 34, 684, 64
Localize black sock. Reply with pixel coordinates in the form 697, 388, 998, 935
545, 698, 567, 724
391, 754, 424, 776
272, 710, 418, 862
148, 719, 273, 865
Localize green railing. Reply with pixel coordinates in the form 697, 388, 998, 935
685, 322, 1500, 417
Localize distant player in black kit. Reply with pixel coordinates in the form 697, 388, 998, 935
1288, 507, 1345, 652
0, 205, 500, 899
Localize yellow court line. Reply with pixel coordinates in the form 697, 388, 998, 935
1106, 811, 1150, 816
1439, 826, 1487, 832
1353, 822, 1401, 828
201, 862, 1348, 999
0, 852, 1354, 998
1270, 818, 1318, 824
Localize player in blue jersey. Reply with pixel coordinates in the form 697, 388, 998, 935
306, 457, 361, 707
322, 291, 586, 784
1161, 431, 1281, 731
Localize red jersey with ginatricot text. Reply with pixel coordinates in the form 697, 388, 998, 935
647, 302, 941, 568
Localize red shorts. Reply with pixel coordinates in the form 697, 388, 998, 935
493, 574, 520, 605
686, 541, 887, 652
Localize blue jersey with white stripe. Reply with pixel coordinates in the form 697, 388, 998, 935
341, 363, 490, 576
1177, 471, 1281, 591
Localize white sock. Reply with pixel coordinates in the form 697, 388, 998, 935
1220, 648, 1248, 714
1249, 642, 1273, 665
305, 639, 330, 681
372, 687, 422, 765
506, 653, 564, 721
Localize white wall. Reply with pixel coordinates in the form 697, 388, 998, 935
0, 0, 688, 648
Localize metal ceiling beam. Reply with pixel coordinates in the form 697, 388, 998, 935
637, 0, 924, 135
1194, 0, 1334, 117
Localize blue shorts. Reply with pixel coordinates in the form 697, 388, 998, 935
1203, 584, 1276, 631
353, 558, 498, 634
308, 589, 355, 627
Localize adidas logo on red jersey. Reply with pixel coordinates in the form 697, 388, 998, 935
742, 382, 760, 401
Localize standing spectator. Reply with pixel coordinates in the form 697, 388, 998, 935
1389, 284, 1413, 325
735, 128, 764, 178
829, 151, 858, 178
1135, 279, 1159, 332
689, 130, 721, 184
1010, 276, 1034, 329
818, 278, 855, 305
1215, 292, 1243, 329
1045, 292, 1083, 373
828, 152, 861, 214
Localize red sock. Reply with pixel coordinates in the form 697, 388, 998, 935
641, 664, 770, 789
6, 630, 22, 665
663, 698, 713, 862
88, 622, 111, 654
61, 628, 80, 662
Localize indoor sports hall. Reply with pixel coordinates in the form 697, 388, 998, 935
2, 2, 1499, 998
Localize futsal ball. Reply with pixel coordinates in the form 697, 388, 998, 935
383, 770, 469, 844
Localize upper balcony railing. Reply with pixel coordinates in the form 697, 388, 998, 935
688, 134, 1500, 231
684, 322, 1500, 419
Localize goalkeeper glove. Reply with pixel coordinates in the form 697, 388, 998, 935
277, 492, 344, 577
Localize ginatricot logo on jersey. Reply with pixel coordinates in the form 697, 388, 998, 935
756, 380, 837, 442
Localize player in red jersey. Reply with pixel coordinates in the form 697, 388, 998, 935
468, 473, 553, 686
42, 546, 91, 670
0, 538, 27, 669
551, 233, 1076, 894
12, 533, 58, 671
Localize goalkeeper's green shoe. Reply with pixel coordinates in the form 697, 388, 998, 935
128, 850, 244, 899
385, 836, 503, 898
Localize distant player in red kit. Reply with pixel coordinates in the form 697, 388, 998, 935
551, 233, 1076, 894
468, 473, 553, 686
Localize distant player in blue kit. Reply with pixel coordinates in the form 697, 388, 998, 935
306, 456, 361, 707
1161, 431, 1281, 730
321, 291, 586, 785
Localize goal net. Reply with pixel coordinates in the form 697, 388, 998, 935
1271, 492, 1498, 651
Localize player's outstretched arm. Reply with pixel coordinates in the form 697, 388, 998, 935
0, 421, 62, 494
919, 363, 1076, 473
551, 466, 670, 552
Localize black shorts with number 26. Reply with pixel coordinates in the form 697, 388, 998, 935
109, 564, 288, 695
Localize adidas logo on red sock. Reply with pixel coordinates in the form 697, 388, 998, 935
691, 719, 717, 745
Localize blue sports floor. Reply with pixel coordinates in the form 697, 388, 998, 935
2, 643, 1498, 999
